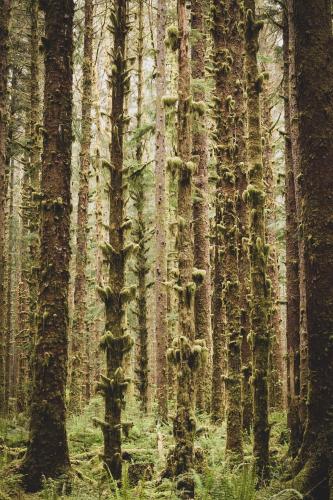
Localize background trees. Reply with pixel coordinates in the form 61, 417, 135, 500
0, 1, 332, 499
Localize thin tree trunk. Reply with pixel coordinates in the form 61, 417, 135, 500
69, 0, 94, 415
191, 0, 212, 414
0, 0, 11, 413
155, 0, 168, 422
244, 0, 270, 480
96, 0, 133, 482
19, 0, 74, 491
283, 7, 301, 458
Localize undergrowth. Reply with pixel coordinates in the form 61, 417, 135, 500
0, 400, 301, 499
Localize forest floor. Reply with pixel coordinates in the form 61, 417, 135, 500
0, 398, 299, 499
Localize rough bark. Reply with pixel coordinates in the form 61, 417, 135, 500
191, 0, 212, 414
96, 0, 132, 482
19, 0, 74, 491
283, 7, 301, 458
0, 0, 11, 413
287, 0, 308, 433
288, 1, 333, 498
244, 0, 270, 481
69, 0, 94, 415
166, 1, 206, 496
133, 0, 149, 414
212, 0, 244, 457
261, 83, 284, 410
155, 0, 168, 423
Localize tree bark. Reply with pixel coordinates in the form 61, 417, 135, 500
69, 0, 94, 415
191, 0, 212, 414
155, 0, 168, 423
244, 0, 270, 481
0, 0, 11, 413
283, 7, 301, 458
289, 1, 333, 497
20, 0, 74, 491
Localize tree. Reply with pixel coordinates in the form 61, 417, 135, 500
19, 0, 74, 491
166, 0, 206, 495
95, 0, 133, 482
69, 0, 94, 415
244, 0, 270, 480
155, 0, 168, 423
132, 0, 149, 414
211, 0, 244, 457
191, 0, 212, 414
0, 0, 11, 413
289, 1, 333, 497
282, 5, 301, 457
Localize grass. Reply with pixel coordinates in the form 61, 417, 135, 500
0, 399, 302, 499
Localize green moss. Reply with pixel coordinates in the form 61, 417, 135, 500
166, 26, 179, 51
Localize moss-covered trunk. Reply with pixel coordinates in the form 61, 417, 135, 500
96, 0, 132, 482
212, 0, 245, 457
155, 0, 168, 423
244, 0, 270, 481
191, 0, 212, 414
282, 8, 301, 458
69, 0, 94, 415
289, 1, 333, 497
261, 83, 284, 410
0, 0, 11, 412
166, 1, 206, 496
133, 0, 149, 414
19, 0, 74, 491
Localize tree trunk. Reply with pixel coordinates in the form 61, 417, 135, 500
69, 0, 94, 415
166, 1, 206, 496
212, 0, 245, 457
96, 0, 132, 482
283, 7, 301, 458
289, 1, 333, 497
244, 0, 270, 481
287, 0, 308, 434
133, 0, 149, 414
191, 0, 212, 414
20, 0, 74, 491
155, 0, 168, 423
0, 0, 11, 413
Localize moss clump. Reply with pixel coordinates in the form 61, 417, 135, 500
162, 95, 178, 107
192, 268, 206, 285
243, 184, 266, 206
167, 156, 183, 174
191, 100, 206, 116
166, 25, 179, 51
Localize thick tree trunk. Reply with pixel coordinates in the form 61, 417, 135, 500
155, 0, 168, 423
20, 0, 74, 491
289, 1, 333, 498
191, 0, 212, 414
69, 0, 94, 415
0, 0, 11, 413
244, 0, 270, 481
283, 8, 301, 458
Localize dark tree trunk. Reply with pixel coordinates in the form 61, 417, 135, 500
244, 0, 270, 481
289, 1, 333, 497
20, 0, 74, 491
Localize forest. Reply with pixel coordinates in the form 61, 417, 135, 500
0, 0, 332, 499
